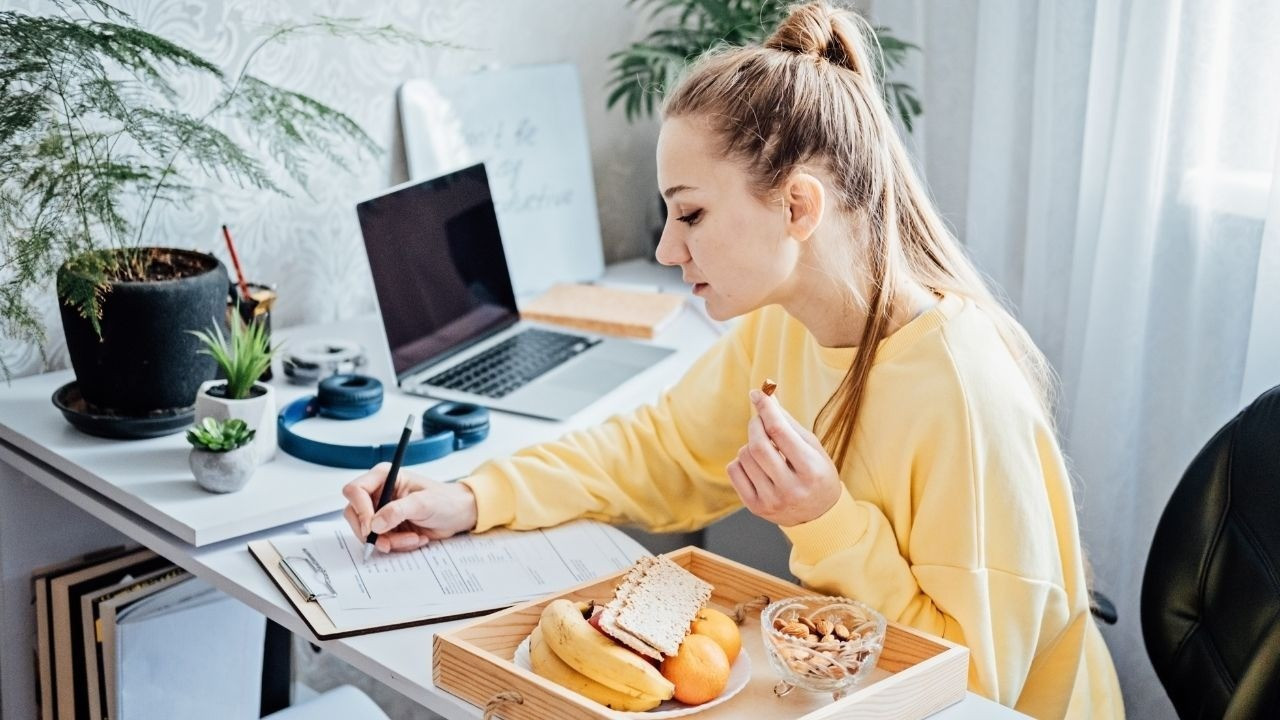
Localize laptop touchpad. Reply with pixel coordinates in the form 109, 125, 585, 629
548, 357, 636, 394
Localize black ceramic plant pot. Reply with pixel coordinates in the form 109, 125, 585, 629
58, 248, 229, 414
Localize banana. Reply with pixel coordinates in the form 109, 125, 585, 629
538, 599, 675, 700
529, 626, 664, 711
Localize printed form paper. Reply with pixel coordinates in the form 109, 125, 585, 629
269, 519, 647, 629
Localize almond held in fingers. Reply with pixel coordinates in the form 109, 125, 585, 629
761, 378, 777, 396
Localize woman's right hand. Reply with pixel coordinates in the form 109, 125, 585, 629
342, 462, 479, 553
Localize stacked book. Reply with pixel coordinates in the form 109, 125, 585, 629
32, 547, 265, 720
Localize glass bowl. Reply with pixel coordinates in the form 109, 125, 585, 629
759, 595, 887, 699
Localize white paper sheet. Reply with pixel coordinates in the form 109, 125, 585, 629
114, 578, 265, 720
270, 519, 648, 629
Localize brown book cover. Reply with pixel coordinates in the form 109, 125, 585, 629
520, 283, 685, 339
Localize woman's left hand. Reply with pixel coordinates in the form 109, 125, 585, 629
727, 388, 844, 527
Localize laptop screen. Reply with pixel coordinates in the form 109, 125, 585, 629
357, 164, 520, 378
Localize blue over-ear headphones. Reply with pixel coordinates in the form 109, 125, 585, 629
277, 374, 489, 469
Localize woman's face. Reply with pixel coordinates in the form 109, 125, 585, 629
655, 117, 797, 320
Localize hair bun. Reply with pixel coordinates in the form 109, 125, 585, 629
765, 1, 867, 76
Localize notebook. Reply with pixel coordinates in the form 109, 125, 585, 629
250, 520, 648, 639
79, 566, 189, 720
357, 163, 674, 421
520, 283, 687, 339
103, 576, 264, 719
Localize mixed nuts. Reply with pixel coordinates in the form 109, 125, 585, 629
768, 607, 879, 681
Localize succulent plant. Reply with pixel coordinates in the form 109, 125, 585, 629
186, 417, 256, 452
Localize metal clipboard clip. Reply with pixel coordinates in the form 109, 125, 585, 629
279, 550, 337, 602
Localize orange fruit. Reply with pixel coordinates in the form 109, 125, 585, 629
689, 607, 741, 662
660, 633, 731, 705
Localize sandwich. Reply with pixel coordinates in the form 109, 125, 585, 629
596, 555, 713, 661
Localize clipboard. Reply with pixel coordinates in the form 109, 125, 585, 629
248, 540, 503, 640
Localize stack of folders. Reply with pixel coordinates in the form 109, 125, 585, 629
32, 546, 266, 720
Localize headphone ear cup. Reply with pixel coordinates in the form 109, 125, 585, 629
278, 383, 493, 469
317, 374, 384, 419
422, 402, 490, 448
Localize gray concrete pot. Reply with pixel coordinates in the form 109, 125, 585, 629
189, 444, 256, 493
194, 381, 277, 465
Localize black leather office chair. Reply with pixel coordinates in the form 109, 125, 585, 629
1140, 384, 1280, 719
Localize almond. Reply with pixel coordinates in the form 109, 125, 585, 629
780, 622, 809, 639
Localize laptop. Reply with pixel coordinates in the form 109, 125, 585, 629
356, 163, 675, 421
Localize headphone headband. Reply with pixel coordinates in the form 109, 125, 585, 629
277, 374, 489, 469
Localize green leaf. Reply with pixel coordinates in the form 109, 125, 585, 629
0, 2, 446, 375
606, 0, 922, 129
187, 415, 255, 451
189, 311, 277, 400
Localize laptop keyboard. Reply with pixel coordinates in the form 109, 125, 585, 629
424, 328, 600, 399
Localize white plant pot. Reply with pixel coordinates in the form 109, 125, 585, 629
189, 445, 256, 493
194, 380, 277, 465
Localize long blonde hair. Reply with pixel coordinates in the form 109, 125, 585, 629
662, 1, 1054, 468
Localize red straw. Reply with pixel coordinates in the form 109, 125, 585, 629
222, 224, 251, 302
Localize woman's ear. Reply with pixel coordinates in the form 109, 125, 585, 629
782, 173, 826, 243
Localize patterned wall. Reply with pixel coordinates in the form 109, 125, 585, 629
1, 0, 663, 378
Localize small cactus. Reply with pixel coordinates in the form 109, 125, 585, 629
186, 417, 256, 452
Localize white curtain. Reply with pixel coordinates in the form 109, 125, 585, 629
872, 0, 1280, 717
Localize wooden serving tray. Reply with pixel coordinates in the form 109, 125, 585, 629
433, 547, 969, 719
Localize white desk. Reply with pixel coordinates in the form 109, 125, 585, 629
0, 260, 1026, 719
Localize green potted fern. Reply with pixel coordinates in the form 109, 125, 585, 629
191, 314, 278, 466
0, 1, 432, 429
607, 0, 922, 130
187, 417, 257, 493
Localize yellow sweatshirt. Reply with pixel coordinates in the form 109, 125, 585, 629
462, 294, 1124, 718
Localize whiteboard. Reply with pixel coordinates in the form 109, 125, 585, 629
398, 64, 605, 297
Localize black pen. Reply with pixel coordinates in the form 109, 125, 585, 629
364, 413, 415, 560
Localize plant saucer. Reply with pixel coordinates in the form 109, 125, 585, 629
52, 381, 194, 439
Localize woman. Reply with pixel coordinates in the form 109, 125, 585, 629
342, 2, 1123, 716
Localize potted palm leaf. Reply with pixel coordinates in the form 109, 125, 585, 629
187, 417, 257, 493
191, 314, 278, 465
0, 1, 433, 432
